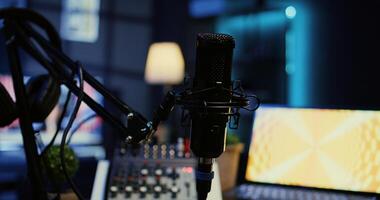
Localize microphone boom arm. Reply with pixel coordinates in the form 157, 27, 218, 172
1, 8, 175, 199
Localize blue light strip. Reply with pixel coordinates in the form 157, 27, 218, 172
286, 4, 312, 106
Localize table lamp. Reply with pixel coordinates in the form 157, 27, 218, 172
145, 42, 185, 85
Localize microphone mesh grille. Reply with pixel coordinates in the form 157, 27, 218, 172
195, 33, 234, 86
197, 33, 235, 48
211, 53, 226, 82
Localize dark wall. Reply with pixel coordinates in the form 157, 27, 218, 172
306, 0, 380, 109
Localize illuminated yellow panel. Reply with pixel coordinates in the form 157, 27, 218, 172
246, 107, 380, 193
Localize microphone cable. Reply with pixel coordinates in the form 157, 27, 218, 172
59, 62, 86, 200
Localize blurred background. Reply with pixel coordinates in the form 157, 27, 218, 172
0, 0, 380, 199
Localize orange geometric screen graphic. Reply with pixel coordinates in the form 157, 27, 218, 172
246, 107, 380, 193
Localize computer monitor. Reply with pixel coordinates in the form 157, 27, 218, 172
0, 75, 104, 151
245, 105, 380, 194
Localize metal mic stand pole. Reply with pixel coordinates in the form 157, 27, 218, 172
3, 18, 48, 200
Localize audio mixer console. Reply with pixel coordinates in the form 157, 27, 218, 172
107, 142, 197, 200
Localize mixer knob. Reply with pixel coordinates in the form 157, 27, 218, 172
139, 185, 148, 198
161, 144, 167, 159
110, 185, 118, 197
154, 185, 163, 193
176, 137, 184, 158
153, 145, 159, 159
165, 167, 178, 179
170, 185, 180, 198
153, 185, 163, 198
140, 168, 149, 176
125, 185, 133, 193
170, 185, 180, 193
144, 144, 150, 159
110, 185, 118, 192
124, 185, 133, 198
165, 167, 173, 176
144, 144, 150, 151
155, 168, 163, 176
169, 145, 175, 159
140, 166, 149, 176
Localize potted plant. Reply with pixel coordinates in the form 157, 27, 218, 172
217, 133, 244, 192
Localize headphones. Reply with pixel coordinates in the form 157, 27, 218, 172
0, 74, 61, 127
0, 9, 63, 127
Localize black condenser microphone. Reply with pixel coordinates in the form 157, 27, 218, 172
178, 32, 258, 199
190, 33, 235, 200
191, 33, 234, 157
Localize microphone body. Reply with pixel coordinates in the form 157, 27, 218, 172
190, 33, 235, 158
190, 33, 235, 200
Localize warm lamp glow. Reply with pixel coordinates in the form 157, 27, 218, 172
145, 42, 185, 84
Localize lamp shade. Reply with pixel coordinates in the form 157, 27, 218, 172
145, 42, 185, 84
